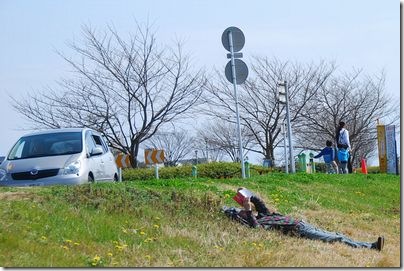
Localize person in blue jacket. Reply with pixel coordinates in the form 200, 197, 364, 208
314, 140, 338, 174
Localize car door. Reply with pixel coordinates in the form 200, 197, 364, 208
85, 131, 104, 181
89, 132, 109, 181
100, 136, 117, 180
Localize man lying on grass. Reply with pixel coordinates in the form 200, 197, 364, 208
223, 187, 384, 251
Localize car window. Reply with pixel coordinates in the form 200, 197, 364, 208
85, 131, 97, 154
92, 134, 105, 152
8, 141, 25, 160
8, 132, 82, 160
101, 136, 110, 153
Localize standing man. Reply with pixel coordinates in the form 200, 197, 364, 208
336, 121, 352, 173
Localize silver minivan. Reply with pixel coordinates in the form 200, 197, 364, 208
0, 128, 118, 186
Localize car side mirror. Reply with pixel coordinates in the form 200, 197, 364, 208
90, 147, 103, 156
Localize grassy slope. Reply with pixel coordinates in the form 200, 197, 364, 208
0, 173, 400, 267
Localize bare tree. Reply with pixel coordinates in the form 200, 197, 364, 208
144, 129, 194, 166
294, 69, 399, 168
195, 120, 255, 162
203, 57, 335, 166
12, 22, 206, 167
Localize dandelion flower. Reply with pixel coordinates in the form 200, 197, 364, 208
74, 242, 80, 246
61, 245, 69, 250
153, 224, 160, 229
145, 255, 151, 260
140, 231, 146, 235
65, 239, 73, 243
115, 245, 123, 250
93, 255, 101, 262
41, 236, 47, 240
107, 252, 113, 257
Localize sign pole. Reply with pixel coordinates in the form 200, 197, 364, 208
284, 81, 295, 173
228, 30, 246, 179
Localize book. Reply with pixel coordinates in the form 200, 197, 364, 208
233, 188, 253, 206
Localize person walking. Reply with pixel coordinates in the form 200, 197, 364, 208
313, 140, 339, 174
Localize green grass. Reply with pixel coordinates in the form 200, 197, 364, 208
0, 173, 400, 267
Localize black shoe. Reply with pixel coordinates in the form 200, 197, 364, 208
373, 236, 384, 251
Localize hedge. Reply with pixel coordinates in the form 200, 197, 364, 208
122, 162, 273, 181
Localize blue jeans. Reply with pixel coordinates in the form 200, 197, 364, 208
296, 221, 373, 249
339, 162, 348, 174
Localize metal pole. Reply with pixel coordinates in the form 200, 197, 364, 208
284, 81, 295, 173
228, 30, 246, 179
155, 164, 159, 179
282, 122, 289, 174
205, 139, 209, 162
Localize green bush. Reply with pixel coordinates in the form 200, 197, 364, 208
122, 162, 273, 181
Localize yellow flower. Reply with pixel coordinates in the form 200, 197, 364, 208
74, 242, 80, 246
61, 245, 69, 250
93, 255, 101, 261
224, 193, 230, 198
275, 198, 280, 202
153, 224, 160, 229
41, 236, 47, 240
252, 242, 257, 246
155, 217, 160, 220
65, 239, 73, 243
145, 255, 151, 260
115, 245, 123, 250
140, 231, 146, 235
107, 252, 113, 257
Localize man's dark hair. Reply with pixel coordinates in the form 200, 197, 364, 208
339, 121, 345, 128
326, 140, 333, 147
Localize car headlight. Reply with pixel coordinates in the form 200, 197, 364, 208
0, 169, 6, 181
63, 160, 81, 175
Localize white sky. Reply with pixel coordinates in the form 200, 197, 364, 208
0, 0, 400, 165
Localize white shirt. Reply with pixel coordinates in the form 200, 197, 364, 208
338, 128, 351, 150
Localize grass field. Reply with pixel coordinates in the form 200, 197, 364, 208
0, 173, 400, 267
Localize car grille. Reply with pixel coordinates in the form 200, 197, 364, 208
11, 169, 60, 180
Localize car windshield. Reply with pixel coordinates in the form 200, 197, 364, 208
7, 132, 83, 160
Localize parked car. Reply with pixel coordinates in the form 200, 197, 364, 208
0, 128, 118, 186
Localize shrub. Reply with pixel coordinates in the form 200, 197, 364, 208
122, 162, 273, 181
